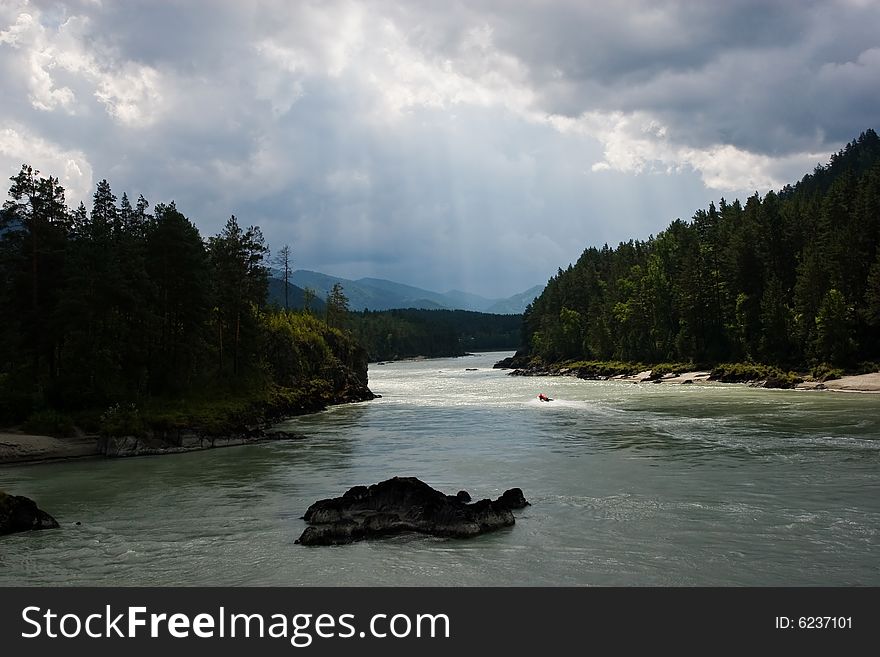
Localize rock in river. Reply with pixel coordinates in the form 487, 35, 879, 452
296, 476, 529, 546
0, 491, 60, 536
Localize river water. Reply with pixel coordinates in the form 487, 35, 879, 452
2, 352, 879, 586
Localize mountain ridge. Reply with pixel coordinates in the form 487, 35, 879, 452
270, 269, 541, 314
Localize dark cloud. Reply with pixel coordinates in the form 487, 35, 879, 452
2, 0, 877, 297
372, 0, 878, 156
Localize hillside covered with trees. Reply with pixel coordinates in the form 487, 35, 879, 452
0, 166, 372, 435
350, 308, 521, 361
519, 129, 880, 373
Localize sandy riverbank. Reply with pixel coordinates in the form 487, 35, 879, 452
597, 369, 880, 392
795, 372, 880, 393
612, 370, 713, 384
0, 432, 100, 465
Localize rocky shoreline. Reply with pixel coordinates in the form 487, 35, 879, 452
0, 426, 317, 465
500, 361, 716, 386
2, 307, 377, 467
493, 355, 880, 392
0, 385, 375, 466
98, 427, 312, 458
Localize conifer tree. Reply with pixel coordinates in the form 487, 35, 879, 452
208, 215, 269, 377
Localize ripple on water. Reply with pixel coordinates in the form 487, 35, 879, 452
2, 352, 880, 586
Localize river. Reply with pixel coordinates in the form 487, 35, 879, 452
2, 352, 879, 586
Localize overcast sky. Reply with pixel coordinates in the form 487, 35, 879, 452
1, 0, 878, 297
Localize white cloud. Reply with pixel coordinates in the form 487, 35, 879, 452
249, 4, 812, 195
544, 110, 823, 193
0, 4, 165, 125
0, 124, 93, 203
93, 62, 164, 125
0, 10, 76, 111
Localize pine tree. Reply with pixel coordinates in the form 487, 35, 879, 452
326, 283, 350, 329
814, 289, 854, 365
275, 244, 293, 310
208, 215, 269, 378
0, 165, 69, 405
145, 202, 212, 392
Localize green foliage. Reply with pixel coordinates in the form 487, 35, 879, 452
710, 363, 774, 382
0, 167, 368, 434
862, 251, 880, 354
710, 363, 802, 388
208, 215, 269, 379
564, 360, 646, 378
22, 410, 76, 437
325, 282, 350, 329
143, 202, 213, 393
262, 310, 334, 386
813, 289, 854, 365
521, 129, 880, 370
265, 380, 334, 414
810, 363, 844, 382
99, 403, 145, 437
648, 362, 698, 380
351, 309, 520, 361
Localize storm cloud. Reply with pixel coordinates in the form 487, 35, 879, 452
1, 0, 877, 296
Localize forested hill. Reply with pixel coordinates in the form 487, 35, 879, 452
0, 167, 372, 432
521, 129, 880, 370
351, 309, 521, 361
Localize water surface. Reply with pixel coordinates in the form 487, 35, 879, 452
2, 352, 879, 585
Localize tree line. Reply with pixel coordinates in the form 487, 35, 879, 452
0, 166, 365, 428
350, 308, 521, 361
521, 129, 880, 370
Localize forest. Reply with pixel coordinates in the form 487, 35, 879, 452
349, 308, 521, 361
0, 167, 370, 434
521, 129, 880, 373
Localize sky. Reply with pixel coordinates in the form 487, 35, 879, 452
1, 1, 878, 298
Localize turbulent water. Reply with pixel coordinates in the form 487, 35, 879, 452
2, 352, 879, 586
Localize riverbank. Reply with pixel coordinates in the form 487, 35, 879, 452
614, 369, 880, 392
796, 372, 880, 392
0, 379, 375, 466
493, 355, 880, 393
373, 352, 476, 365
0, 432, 100, 465
0, 425, 316, 466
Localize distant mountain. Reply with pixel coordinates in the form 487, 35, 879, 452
267, 278, 326, 312
355, 277, 452, 309
280, 269, 542, 314
439, 289, 495, 312
486, 285, 545, 314
288, 270, 445, 311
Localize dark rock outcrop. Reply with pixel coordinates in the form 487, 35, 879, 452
296, 476, 529, 546
762, 374, 801, 389
0, 492, 59, 536
493, 351, 533, 370
317, 330, 375, 404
